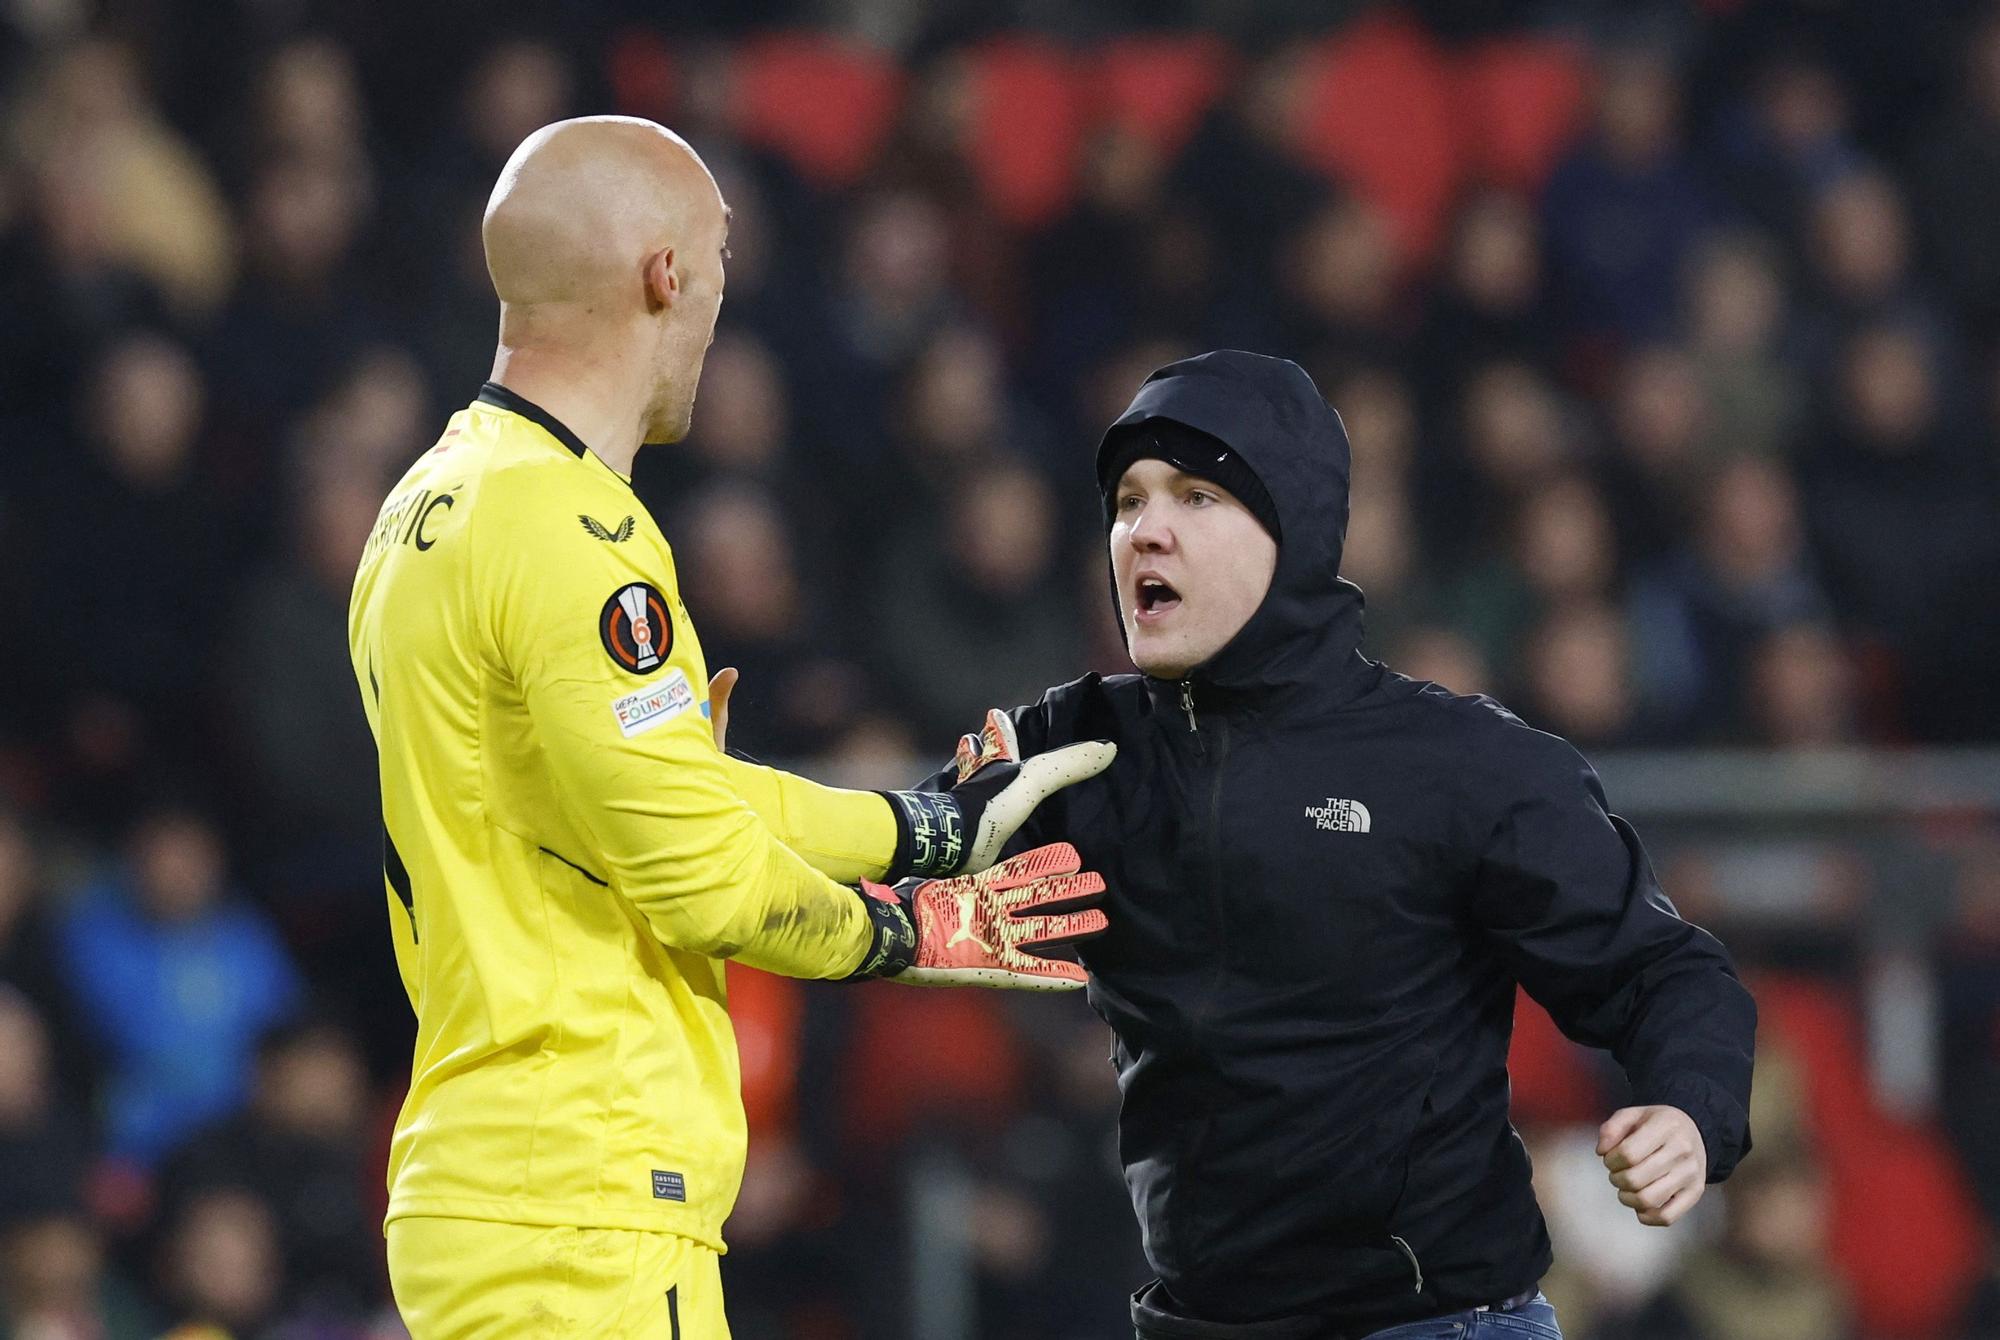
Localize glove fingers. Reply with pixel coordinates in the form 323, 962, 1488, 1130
1000, 871, 1106, 916
1014, 740, 1117, 800
898, 961, 1088, 990
953, 709, 1024, 785
1010, 958, 1088, 988
987, 709, 1022, 762
979, 841, 1083, 892
1007, 909, 1109, 951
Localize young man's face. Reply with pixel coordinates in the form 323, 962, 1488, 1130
1110, 457, 1277, 680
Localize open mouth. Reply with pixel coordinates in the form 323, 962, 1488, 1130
1135, 577, 1182, 621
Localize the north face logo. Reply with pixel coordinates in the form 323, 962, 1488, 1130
1306, 797, 1371, 833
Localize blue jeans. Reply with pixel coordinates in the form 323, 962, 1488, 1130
1362, 1294, 1562, 1340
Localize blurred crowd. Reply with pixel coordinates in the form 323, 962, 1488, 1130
4, 0, 2000, 1336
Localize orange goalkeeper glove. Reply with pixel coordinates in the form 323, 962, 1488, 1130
845, 842, 1107, 990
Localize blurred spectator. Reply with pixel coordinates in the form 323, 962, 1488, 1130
836, 188, 960, 387
11, 39, 235, 316
677, 482, 868, 760
0, 1208, 153, 1340
1617, 1141, 1854, 1340
245, 38, 371, 179
685, 331, 791, 480
1444, 472, 1617, 677
1743, 624, 1858, 750
57, 802, 301, 1163
1601, 343, 1714, 561
1341, 471, 1421, 654
1682, 231, 1800, 461
287, 347, 434, 499
874, 457, 1080, 745
1629, 456, 1830, 737
159, 1020, 377, 1321
1803, 167, 1939, 349
1027, 126, 1176, 406
1712, 48, 1862, 241
967, 1006, 1148, 1340
1433, 358, 1578, 564
1519, 601, 1643, 749
152, 1187, 284, 1338
0, 984, 151, 1337
1278, 193, 1407, 368
1414, 191, 1553, 403
22, 332, 231, 814
1915, 8, 2000, 341
1800, 322, 1990, 739
1542, 44, 1719, 353
222, 459, 382, 862
1386, 624, 1493, 697
205, 150, 379, 439
1168, 45, 1327, 294
0, 810, 92, 1104
0, 987, 90, 1236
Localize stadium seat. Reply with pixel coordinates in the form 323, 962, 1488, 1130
606, 28, 678, 124
1754, 974, 1987, 1338
843, 987, 1024, 1146
1455, 37, 1591, 193
963, 36, 1090, 229
728, 964, 804, 1137
730, 32, 906, 188
1091, 34, 1238, 159
1291, 12, 1463, 266
1509, 989, 1611, 1125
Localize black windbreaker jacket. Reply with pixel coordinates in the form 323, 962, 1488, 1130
919, 351, 1756, 1329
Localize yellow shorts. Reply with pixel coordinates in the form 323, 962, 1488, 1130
386, 1216, 730, 1339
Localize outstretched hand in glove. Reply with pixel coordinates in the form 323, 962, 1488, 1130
879, 709, 1114, 878
846, 841, 1107, 990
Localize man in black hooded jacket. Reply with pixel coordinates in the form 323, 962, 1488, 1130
914, 350, 1756, 1338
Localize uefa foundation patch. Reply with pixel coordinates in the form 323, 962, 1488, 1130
612, 669, 696, 737
600, 582, 672, 673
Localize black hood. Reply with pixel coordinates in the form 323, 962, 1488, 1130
1096, 349, 1368, 704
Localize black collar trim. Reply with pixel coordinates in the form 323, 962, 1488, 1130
477, 381, 591, 460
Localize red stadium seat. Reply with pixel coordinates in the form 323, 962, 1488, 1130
730, 32, 906, 187
728, 964, 803, 1138
1754, 974, 1988, 1339
606, 28, 678, 123
1455, 38, 1591, 193
1291, 13, 1463, 267
963, 36, 1090, 229
1091, 34, 1237, 158
1509, 989, 1609, 1124
843, 986, 1024, 1145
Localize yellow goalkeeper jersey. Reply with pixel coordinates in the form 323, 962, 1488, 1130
348, 382, 894, 1248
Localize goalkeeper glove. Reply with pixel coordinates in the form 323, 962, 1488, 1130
845, 841, 1107, 990
879, 710, 1113, 878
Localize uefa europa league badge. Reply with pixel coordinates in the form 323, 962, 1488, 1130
600, 582, 673, 673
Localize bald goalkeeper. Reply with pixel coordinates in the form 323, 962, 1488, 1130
349, 118, 1113, 1338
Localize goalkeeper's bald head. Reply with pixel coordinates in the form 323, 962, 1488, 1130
482, 116, 731, 448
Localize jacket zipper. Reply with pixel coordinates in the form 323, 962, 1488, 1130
1179, 679, 1205, 756
1390, 1235, 1423, 1292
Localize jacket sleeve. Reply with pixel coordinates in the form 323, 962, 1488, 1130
714, 752, 898, 885
1468, 730, 1757, 1181
481, 486, 872, 980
